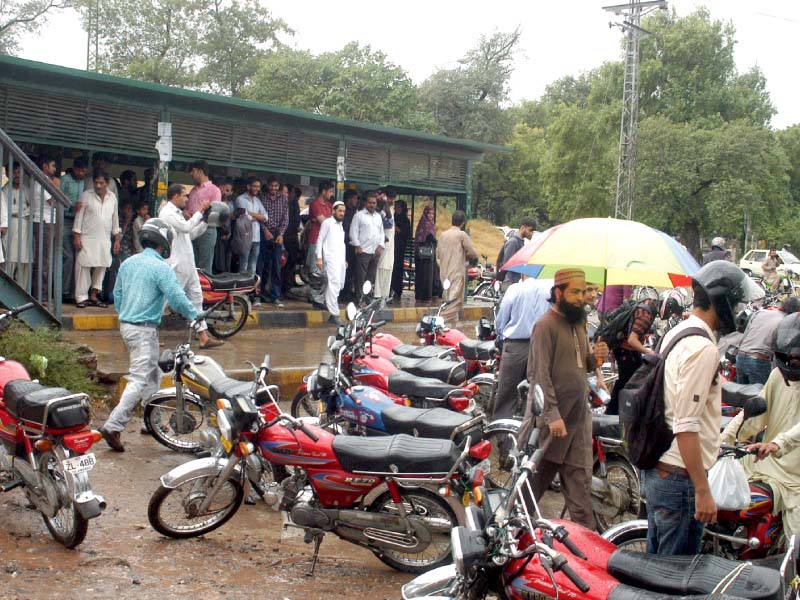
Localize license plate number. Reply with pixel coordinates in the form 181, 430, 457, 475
62, 453, 96, 475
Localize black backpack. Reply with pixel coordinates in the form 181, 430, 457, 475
619, 327, 712, 470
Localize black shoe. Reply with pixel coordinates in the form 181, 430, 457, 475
99, 427, 125, 452
328, 315, 342, 326
311, 301, 326, 310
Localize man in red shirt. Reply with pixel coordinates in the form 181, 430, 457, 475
187, 160, 221, 273
306, 181, 335, 306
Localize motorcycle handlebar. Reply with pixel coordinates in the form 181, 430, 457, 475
12, 302, 35, 315
297, 422, 319, 443
370, 320, 387, 329
555, 527, 587, 560
560, 563, 590, 594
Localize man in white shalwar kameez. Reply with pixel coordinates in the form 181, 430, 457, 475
73, 170, 120, 307
158, 184, 223, 349
316, 201, 346, 326
375, 193, 395, 303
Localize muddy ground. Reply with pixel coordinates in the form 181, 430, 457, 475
0, 417, 565, 600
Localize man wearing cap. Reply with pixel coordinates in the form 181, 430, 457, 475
519, 268, 608, 530
316, 200, 347, 325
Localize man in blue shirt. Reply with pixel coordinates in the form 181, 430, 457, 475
99, 218, 198, 452
491, 275, 551, 421
59, 156, 88, 303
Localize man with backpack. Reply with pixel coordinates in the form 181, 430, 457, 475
597, 297, 657, 415
624, 261, 762, 556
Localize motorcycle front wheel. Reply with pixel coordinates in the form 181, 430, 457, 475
603, 524, 648, 553
593, 457, 641, 533
484, 429, 517, 489
143, 394, 208, 453
38, 450, 89, 548
369, 488, 457, 573
148, 475, 244, 539
290, 390, 320, 419
206, 295, 249, 339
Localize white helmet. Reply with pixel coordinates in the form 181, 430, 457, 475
711, 237, 725, 249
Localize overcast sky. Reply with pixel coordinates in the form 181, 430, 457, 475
17, 0, 800, 128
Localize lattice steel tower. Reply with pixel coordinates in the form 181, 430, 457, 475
603, 1, 666, 220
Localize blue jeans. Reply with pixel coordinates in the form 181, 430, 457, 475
735, 354, 773, 385
642, 468, 705, 555
259, 239, 283, 301
239, 241, 260, 274
192, 227, 217, 273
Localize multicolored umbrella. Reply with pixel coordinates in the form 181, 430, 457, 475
502, 217, 701, 288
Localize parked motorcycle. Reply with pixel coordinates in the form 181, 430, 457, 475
469, 256, 498, 302
142, 307, 268, 453
603, 392, 791, 563
148, 356, 485, 574
0, 303, 106, 548
402, 385, 799, 600
197, 269, 258, 339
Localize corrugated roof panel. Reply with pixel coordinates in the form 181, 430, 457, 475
87, 100, 158, 156
390, 149, 430, 186
346, 142, 389, 181
287, 131, 338, 177
172, 113, 233, 162
232, 124, 289, 171
430, 156, 468, 189
3, 86, 87, 146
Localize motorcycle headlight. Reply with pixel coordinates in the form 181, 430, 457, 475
317, 363, 336, 388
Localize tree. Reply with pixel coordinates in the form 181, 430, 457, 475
76, 0, 289, 92
0, 0, 68, 54
244, 43, 434, 131
419, 28, 520, 144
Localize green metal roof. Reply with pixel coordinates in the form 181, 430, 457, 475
0, 55, 509, 158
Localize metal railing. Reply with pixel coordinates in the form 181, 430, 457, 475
0, 126, 68, 322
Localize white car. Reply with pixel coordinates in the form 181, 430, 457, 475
739, 249, 800, 278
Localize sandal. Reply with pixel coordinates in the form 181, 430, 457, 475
75, 301, 89, 309
95, 301, 108, 308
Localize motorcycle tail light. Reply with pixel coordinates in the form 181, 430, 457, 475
449, 396, 470, 412
63, 430, 100, 453
468, 440, 491, 461
34, 439, 53, 452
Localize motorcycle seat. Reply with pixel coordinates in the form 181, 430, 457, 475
608, 584, 750, 600
721, 381, 764, 408
209, 377, 255, 403
607, 549, 782, 600
381, 404, 479, 445
203, 271, 258, 291
332, 433, 459, 474
459, 339, 494, 361
392, 344, 451, 359
592, 413, 621, 439
387, 370, 458, 399
3, 380, 88, 429
391, 356, 467, 385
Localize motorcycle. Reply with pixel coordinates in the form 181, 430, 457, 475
0, 303, 106, 548
197, 269, 258, 339
402, 385, 799, 600
469, 256, 498, 302
603, 392, 791, 563
475, 281, 503, 341
142, 307, 268, 453
148, 356, 485, 574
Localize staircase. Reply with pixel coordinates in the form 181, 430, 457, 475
0, 126, 67, 327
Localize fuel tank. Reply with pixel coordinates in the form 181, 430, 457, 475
179, 354, 226, 399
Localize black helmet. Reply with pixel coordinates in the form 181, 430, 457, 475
692, 260, 763, 335
774, 313, 800, 381
659, 289, 684, 320
139, 217, 174, 259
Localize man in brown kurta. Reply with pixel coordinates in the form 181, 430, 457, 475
436, 210, 478, 325
519, 268, 606, 530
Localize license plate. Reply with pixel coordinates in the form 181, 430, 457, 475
220, 435, 233, 453
62, 453, 96, 475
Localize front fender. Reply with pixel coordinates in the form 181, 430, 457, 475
467, 373, 494, 386
142, 386, 203, 408
160, 457, 242, 489
601, 518, 648, 544
484, 418, 520, 435
401, 564, 458, 599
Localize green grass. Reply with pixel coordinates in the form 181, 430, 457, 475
1, 322, 105, 399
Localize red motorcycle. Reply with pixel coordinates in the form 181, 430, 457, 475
0, 303, 106, 548
402, 385, 798, 600
149, 356, 485, 574
197, 269, 259, 339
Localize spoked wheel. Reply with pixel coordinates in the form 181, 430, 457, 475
148, 475, 244, 539
290, 390, 320, 419
484, 429, 517, 489
206, 295, 249, 339
604, 525, 648, 553
471, 381, 493, 415
143, 394, 209, 453
592, 457, 641, 533
38, 450, 89, 548
369, 488, 457, 573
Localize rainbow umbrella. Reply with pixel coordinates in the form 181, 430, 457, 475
502, 217, 700, 288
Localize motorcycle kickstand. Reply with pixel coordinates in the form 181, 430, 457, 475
304, 529, 324, 577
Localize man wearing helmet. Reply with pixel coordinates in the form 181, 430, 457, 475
736, 298, 800, 385
721, 311, 800, 537
702, 237, 730, 265
98, 217, 200, 452
643, 260, 763, 555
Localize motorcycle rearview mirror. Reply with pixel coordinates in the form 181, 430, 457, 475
346, 302, 357, 321
362, 280, 372, 296
442, 279, 451, 291
737, 396, 768, 440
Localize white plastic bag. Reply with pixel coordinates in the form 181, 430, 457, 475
708, 456, 751, 511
